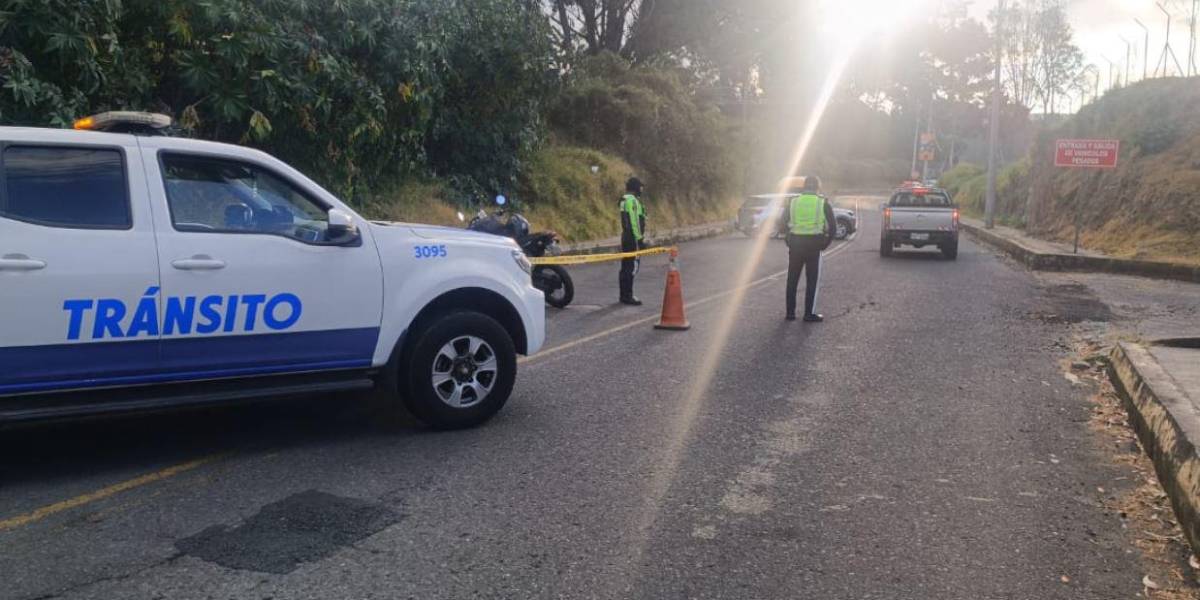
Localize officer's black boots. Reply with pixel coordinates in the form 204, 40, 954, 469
786, 313, 821, 322
618, 257, 640, 305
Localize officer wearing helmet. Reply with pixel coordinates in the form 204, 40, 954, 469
619, 177, 648, 305
778, 175, 836, 322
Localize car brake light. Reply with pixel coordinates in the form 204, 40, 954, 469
883, 207, 891, 229
952, 209, 960, 227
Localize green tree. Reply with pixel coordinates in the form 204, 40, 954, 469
0, 0, 557, 200
991, 0, 1083, 113
1030, 1, 1082, 114
547, 52, 741, 210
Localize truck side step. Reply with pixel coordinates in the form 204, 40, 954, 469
0, 370, 376, 427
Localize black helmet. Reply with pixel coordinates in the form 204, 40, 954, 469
803, 175, 821, 192
626, 177, 644, 194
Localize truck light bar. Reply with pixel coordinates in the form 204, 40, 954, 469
73, 111, 172, 134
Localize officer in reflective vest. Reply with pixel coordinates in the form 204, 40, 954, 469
619, 177, 648, 305
778, 176, 836, 322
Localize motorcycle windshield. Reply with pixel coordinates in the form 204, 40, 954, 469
510, 214, 531, 239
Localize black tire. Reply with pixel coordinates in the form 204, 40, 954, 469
399, 311, 517, 429
942, 242, 959, 260
880, 235, 893, 257
537, 265, 574, 308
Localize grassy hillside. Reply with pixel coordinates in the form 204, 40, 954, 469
945, 77, 1200, 265
519, 146, 737, 243
942, 159, 1032, 228
361, 144, 740, 243
360, 55, 745, 244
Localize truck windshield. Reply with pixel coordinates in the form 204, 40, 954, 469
891, 192, 951, 207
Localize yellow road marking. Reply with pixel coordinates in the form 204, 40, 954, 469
0, 454, 225, 532
521, 235, 855, 366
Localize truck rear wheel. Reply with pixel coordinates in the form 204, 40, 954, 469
400, 311, 517, 429
941, 241, 959, 260
880, 236, 893, 257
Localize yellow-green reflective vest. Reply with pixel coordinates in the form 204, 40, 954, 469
789, 194, 826, 235
621, 194, 645, 240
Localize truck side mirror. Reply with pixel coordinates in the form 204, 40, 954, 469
327, 208, 360, 245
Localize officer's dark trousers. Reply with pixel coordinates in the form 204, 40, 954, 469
785, 234, 824, 317
619, 236, 640, 300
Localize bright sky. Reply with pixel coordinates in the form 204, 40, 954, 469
968, 0, 1197, 87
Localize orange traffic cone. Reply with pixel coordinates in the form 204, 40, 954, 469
655, 248, 690, 330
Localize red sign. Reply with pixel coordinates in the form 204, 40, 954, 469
1055, 139, 1120, 169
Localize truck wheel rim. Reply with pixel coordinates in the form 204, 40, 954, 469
431, 335, 497, 409
836, 221, 847, 238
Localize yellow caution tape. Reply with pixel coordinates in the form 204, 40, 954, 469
529, 246, 675, 266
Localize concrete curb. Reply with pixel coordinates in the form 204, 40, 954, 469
1109, 342, 1200, 555
560, 221, 733, 255
961, 222, 1200, 284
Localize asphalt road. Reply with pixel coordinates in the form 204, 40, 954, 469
1, 196, 1149, 599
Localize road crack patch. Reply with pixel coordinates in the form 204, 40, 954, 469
175, 489, 402, 575
1026, 283, 1115, 324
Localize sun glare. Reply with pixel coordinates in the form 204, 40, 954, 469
822, 0, 929, 40
622, 16, 868, 576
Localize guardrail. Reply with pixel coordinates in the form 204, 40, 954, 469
560, 221, 733, 256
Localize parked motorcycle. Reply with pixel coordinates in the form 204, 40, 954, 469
464, 196, 575, 309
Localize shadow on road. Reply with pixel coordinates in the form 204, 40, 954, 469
882, 249, 954, 261
0, 393, 415, 487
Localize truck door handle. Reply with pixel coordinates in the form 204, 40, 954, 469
171, 255, 227, 271
0, 254, 47, 271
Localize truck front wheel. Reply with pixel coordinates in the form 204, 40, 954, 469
401, 311, 518, 429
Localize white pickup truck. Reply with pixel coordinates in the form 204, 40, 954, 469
879, 185, 960, 260
0, 112, 545, 429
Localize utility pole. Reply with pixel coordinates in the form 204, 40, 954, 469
1092, 65, 1099, 101
1103, 55, 1118, 91
1136, 18, 1150, 79
741, 77, 750, 197
922, 95, 934, 182
985, 0, 1003, 230
1190, 0, 1198, 76
1084, 65, 1099, 103
910, 121, 920, 180
1155, 2, 1185, 77
1121, 36, 1133, 85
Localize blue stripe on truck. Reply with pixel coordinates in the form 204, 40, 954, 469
0, 328, 380, 394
